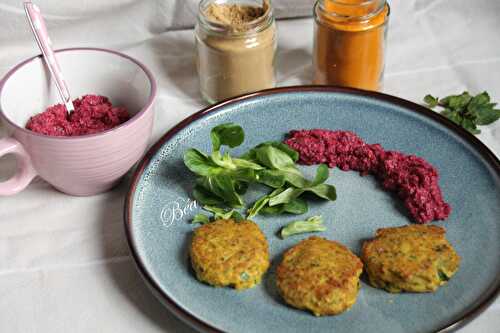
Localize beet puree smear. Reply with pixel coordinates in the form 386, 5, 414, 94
284, 129, 451, 223
26, 95, 130, 136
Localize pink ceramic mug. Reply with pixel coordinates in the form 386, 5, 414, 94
0, 48, 156, 196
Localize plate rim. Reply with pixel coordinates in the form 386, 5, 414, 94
124, 85, 500, 333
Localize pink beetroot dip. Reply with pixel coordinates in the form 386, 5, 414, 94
284, 129, 451, 224
26, 95, 130, 136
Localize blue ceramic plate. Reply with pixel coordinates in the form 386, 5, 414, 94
125, 87, 500, 333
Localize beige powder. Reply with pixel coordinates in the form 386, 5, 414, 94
204, 2, 267, 32
196, 0, 276, 103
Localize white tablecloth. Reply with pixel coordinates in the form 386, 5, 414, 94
0, 0, 499, 332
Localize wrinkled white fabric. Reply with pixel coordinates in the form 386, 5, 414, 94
0, 0, 499, 332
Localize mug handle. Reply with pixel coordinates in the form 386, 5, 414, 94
0, 137, 37, 196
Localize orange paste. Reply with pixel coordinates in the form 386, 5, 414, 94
313, 0, 390, 91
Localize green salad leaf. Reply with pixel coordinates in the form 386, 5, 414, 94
203, 205, 234, 219
241, 141, 299, 162
232, 158, 264, 170
281, 198, 308, 215
191, 206, 244, 224
255, 169, 286, 188
184, 148, 220, 176
255, 145, 296, 170
193, 183, 224, 206
280, 215, 327, 239
183, 123, 337, 219
210, 123, 244, 151
207, 174, 244, 208
269, 187, 302, 206
310, 164, 329, 186
307, 183, 337, 201
211, 151, 237, 170
247, 196, 271, 218
192, 213, 210, 225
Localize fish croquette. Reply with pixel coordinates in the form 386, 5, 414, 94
361, 224, 460, 293
190, 219, 270, 290
276, 236, 363, 316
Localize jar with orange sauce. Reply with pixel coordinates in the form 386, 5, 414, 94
313, 0, 390, 91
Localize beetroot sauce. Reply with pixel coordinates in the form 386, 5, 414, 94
284, 129, 451, 223
26, 95, 130, 137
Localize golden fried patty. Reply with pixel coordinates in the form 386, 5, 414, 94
276, 236, 363, 316
190, 219, 270, 290
361, 224, 460, 293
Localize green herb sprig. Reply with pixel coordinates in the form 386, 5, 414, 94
424, 91, 500, 134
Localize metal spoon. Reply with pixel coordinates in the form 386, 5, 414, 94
24, 1, 75, 112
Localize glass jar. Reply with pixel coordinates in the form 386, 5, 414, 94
195, 0, 277, 104
313, 0, 390, 91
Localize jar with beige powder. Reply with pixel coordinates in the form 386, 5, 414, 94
195, 0, 277, 103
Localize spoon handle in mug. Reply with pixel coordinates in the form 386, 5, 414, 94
0, 137, 38, 196
23, 1, 74, 112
